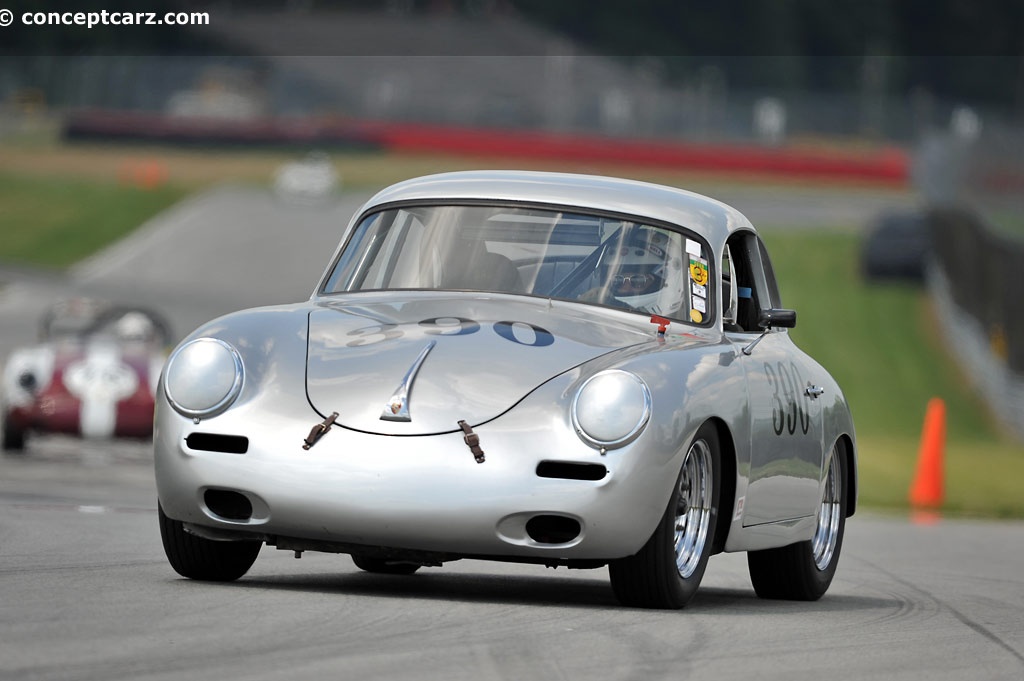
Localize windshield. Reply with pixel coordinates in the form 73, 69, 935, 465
322, 204, 712, 324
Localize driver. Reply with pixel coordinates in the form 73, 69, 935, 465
610, 269, 660, 297
582, 227, 687, 317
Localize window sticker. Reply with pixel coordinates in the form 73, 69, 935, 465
685, 238, 702, 256
690, 309, 704, 323
692, 295, 707, 314
691, 281, 706, 298
688, 256, 709, 286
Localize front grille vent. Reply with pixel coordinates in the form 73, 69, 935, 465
186, 433, 249, 454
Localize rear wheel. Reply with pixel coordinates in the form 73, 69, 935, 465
351, 555, 421, 575
747, 443, 847, 600
158, 503, 262, 581
609, 423, 721, 609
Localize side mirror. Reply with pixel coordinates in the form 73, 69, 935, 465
743, 308, 797, 355
758, 308, 797, 329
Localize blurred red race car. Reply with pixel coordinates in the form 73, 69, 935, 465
1, 298, 171, 452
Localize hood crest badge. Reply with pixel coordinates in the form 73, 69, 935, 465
380, 341, 436, 422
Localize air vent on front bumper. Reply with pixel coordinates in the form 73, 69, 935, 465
525, 515, 582, 544
186, 433, 249, 454
203, 489, 253, 521
536, 461, 607, 481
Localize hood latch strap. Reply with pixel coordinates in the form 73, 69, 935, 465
303, 412, 339, 450
458, 420, 486, 464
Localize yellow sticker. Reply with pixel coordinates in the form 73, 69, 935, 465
690, 309, 703, 323
689, 257, 709, 286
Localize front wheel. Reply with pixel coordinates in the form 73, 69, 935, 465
747, 442, 848, 600
609, 422, 721, 609
158, 503, 262, 581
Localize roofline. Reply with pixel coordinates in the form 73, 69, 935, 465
360, 171, 755, 242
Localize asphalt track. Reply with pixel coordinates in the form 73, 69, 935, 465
2, 183, 1022, 681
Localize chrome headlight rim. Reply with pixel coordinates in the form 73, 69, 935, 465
163, 337, 244, 420
571, 369, 652, 450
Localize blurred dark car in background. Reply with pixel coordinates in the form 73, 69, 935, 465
1, 298, 171, 452
860, 210, 932, 282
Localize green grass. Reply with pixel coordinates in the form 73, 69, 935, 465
764, 230, 1024, 518
0, 172, 186, 268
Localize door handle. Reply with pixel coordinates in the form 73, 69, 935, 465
805, 385, 825, 399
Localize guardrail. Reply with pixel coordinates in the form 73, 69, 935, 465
62, 109, 910, 186
921, 127, 1024, 441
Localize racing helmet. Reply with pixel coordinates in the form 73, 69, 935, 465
114, 311, 156, 343
605, 228, 686, 317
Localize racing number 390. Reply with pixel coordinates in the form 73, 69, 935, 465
764, 361, 810, 436
346, 317, 555, 348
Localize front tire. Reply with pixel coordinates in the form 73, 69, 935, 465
158, 503, 262, 581
747, 443, 848, 600
609, 422, 721, 609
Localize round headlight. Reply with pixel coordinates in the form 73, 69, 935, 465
571, 370, 652, 449
164, 338, 244, 420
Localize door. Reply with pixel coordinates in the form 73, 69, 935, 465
737, 334, 825, 525
721, 233, 826, 525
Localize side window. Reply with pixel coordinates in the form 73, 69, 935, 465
756, 236, 783, 309
724, 232, 768, 332
721, 245, 739, 331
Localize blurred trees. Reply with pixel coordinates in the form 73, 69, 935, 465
512, 0, 1024, 115
3, 0, 1022, 114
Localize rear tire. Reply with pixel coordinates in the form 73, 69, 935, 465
351, 555, 421, 575
747, 443, 848, 600
158, 503, 261, 581
2, 416, 26, 452
609, 422, 721, 609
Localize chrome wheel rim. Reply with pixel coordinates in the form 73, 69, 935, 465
675, 438, 713, 579
812, 446, 843, 570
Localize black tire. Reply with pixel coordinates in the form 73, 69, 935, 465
747, 444, 848, 600
158, 503, 262, 581
609, 422, 721, 609
2, 417, 26, 452
351, 554, 421, 575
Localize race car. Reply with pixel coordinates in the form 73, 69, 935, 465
155, 171, 857, 609
1, 298, 171, 452
273, 151, 340, 202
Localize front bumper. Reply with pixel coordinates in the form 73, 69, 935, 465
154, 398, 681, 563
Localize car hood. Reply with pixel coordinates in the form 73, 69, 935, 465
306, 295, 654, 435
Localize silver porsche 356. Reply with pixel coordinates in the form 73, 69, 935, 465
155, 171, 857, 609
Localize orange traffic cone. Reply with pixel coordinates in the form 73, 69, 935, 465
120, 158, 167, 190
909, 397, 946, 510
